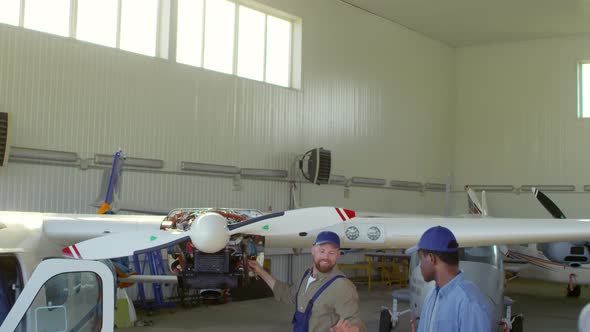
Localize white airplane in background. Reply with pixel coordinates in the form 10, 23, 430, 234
7, 206, 590, 330
467, 187, 590, 297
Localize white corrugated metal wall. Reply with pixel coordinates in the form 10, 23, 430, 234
454, 35, 590, 219
0, 0, 455, 297
0, 0, 454, 214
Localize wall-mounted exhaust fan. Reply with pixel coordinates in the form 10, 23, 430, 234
299, 148, 331, 185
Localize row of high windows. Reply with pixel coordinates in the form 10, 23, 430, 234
0, 0, 300, 88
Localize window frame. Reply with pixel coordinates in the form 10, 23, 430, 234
174, 0, 301, 89
578, 61, 590, 118
1, 0, 301, 89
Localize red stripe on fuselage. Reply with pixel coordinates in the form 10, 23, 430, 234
335, 208, 346, 221
72, 245, 83, 259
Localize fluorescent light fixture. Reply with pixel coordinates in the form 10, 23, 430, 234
521, 185, 575, 192
95, 154, 164, 169
181, 162, 240, 174
390, 180, 423, 191
241, 168, 288, 178
350, 177, 386, 186
329, 174, 346, 185
424, 183, 447, 191
468, 185, 515, 192
9, 146, 78, 162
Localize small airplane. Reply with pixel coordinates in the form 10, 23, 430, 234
7, 203, 590, 330
378, 190, 519, 332
378, 186, 590, 332
465, 186, 590, 297
505, 188, 590, 297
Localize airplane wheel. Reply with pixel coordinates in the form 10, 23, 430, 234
567, 285, 582, 297
510, 315, 523, 332
379, 309, 393, 332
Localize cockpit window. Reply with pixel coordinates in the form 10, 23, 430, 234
17, 272, 103, 332
410, 246, 500, 268
460, 246, 499, 266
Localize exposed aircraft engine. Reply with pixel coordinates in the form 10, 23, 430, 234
162, 208, 265, 290
541, 242, 590, 267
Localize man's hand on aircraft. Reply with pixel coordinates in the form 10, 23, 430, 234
247, 259, 263, 274
248, 259, 276, 289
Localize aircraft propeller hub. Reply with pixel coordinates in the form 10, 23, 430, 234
189, 212, 230, 253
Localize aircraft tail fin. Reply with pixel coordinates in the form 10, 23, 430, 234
481, 190, 488, 217
466, 186, 484, 215
96, 149, 124, 214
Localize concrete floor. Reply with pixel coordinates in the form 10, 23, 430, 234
123, 280, 590, 331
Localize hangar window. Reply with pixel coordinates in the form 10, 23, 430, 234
0, 0, 301, 88
579, 62, 590, 118
0, 0, 20, 26
119, 0, 159, 56
24, 0, 71, 37
176, 0, 301, 89
76, 0, 118, 48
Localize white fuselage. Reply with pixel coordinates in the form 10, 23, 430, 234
0, 211, 163, 293
506, 244, 590, 284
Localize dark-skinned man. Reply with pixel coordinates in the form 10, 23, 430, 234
406, 226, 492, 332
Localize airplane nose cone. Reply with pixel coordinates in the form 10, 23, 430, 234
189, 213, 229, 253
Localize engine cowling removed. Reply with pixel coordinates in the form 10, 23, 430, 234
161, 208, 266, 290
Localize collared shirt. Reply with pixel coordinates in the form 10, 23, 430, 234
418, 271, 492, 332
273, 266, 365, 332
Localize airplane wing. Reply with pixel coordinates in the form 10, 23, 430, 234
265, 214, 590, 249
42, 213, 164, 246
59, 207, 590, 260
61, 207, 355, 259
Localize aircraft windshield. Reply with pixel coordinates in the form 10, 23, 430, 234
410, 245, 501, 270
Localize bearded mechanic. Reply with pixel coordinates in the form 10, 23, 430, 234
248, 231, 365, 332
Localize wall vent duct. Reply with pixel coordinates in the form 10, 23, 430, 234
95, 154, 164, 169
181, 161, 239, 174
468, 185, 515, 192
350, 177, 386, 186
424, 183, 447, 192
390, 180, 423, 191
241, 168, 288, 178
521, 185, 575, 192
9, 146, 78, 163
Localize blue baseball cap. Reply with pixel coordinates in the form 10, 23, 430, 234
405, 226, 458, 254
314, 231, 341, 248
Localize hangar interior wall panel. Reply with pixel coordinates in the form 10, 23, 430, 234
453, 35, 590, 217
0, 0, 454, 215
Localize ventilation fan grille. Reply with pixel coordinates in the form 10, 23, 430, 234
0, 112, 9, 167
308, 148, 331, 185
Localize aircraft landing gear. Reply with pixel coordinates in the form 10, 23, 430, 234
379, 309, 393, 332
380, 295, 412, 331
567, 285, 582, 297
567, 274, 581, 297
510, 315, 524, 332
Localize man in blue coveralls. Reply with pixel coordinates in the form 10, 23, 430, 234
249, 231, 365, 332
406, 226, 492, 332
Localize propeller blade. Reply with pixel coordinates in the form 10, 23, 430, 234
62, 230, 189, 260
228, 207, 356, 236
532, 187, 566, 219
